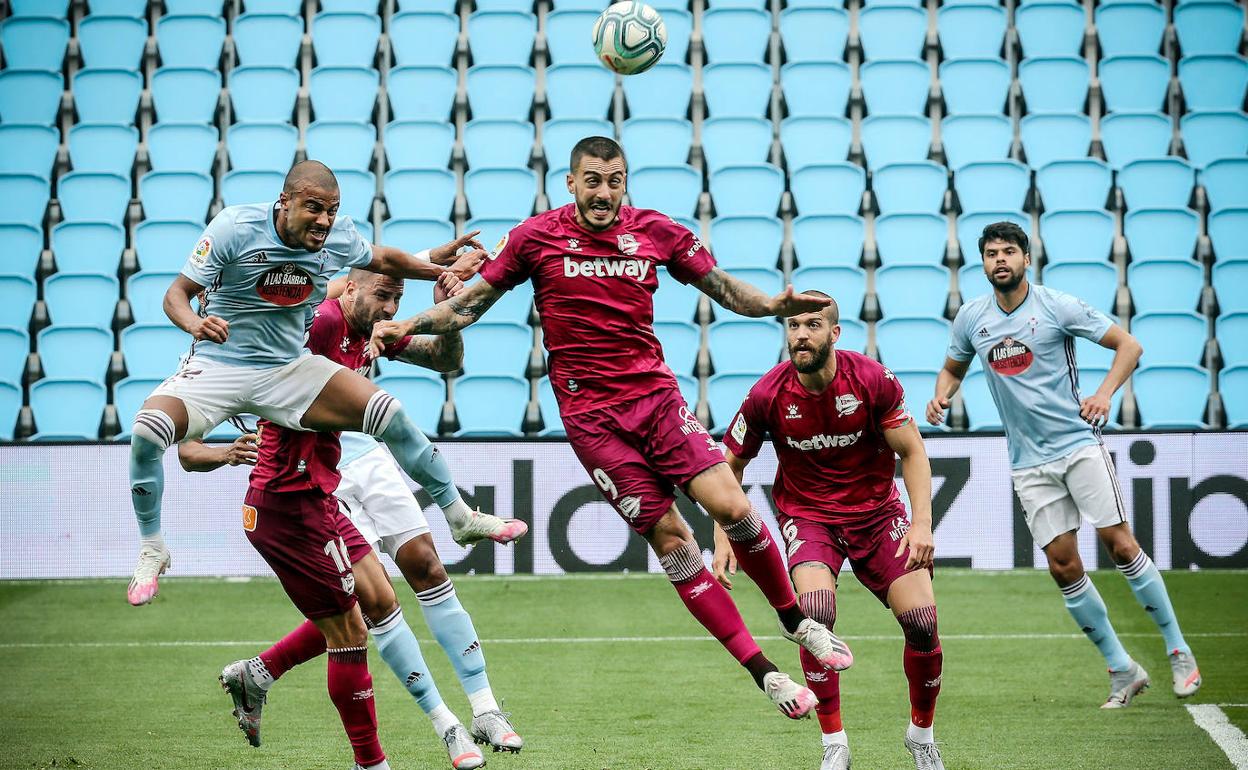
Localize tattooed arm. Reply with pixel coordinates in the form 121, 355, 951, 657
369, 279, 504, 357
386, 273, 466, 373
692, 267, 832, 318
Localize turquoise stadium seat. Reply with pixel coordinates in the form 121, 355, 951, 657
311, 12, 380, 67
957, 210, 1029, 261
390, 12, 459, 67
711, 164, 784, 218
861, 59, 931, 116
156, 14, 225, 69
335, 170, 376, 223
792, 214, 864, 268
112, 377, 161, 437
1222, 365, 1248, 428
779, 7, 849, 63
791, 266, 866, 319
388, 66, 457, 121
485, 280, 534, 326
710, 216, 783, 270
1119, 159, 1196, 210
715, 268, 782, 320
229, 66, 300, 122
1095, 2, 1165, 58
873, 161, 947, 214
1201, 158, 1248, 211
954, 160, 1030, 214
385, 120, 454, 170
0, 381, 20, 439
222, 170, 284, 207
0, 125, 58, 181
167, 0, 228, 12
1209, 208, 1248, 262
861, 115, 931, 170
227, 122, 298, 173
380, 219, 453, 256
781, 62, 851, 118
44, 274, 118, 328
147, 123, 218, 174
58, 172, 130, 225
140, 171, 214, 222
876, 212, 949, 266
1126, 208, 1201, 262
1213, 262, 1248, 313
1178, 55, 1248, 112
654, 320, 700, 375
1015, 0, 1084, 57
1100, 112, 1172, 169
0, 223, 42, 279
791, 164, 864, 216
467, 11, 536, 67
545, 10, 603, 65
72, 68, 143, 124
1134, 311, 1207, 368
656, 9, 693, 62
465, 167, 536, 220
545, 64, 615, 120
1129, 259, 1204, 314
1039, 210, 1115, 264
1043, 262, 1117, 314
36, 325, 112, 383
621, 118, 692, 168
544, 119, 614, 170
0, 69, 63, 126
13, 0, 70, 15
246, 0, 303, 8
463, 120, 534, 169
1076, 332, 1115, 369
453, 375, 528, 436
307, 121, 376, 172
78, 15, 147, 69
781, 116, 852, 170
703, 62, 772, 118
1218, 313, 1248, 367
51, 221, 125, 277
1019, 56, 1089, 113
1020, 113, 1091, 168
0, 16, 69, 71
310, 66, 379, 122
233, 12, 303, 67
702, 117, 772, 173
1099, 55, 1170, 113
537, 376, 564, 436
708, 319, 783, 375
0, 173, 49, 229
384, 169, 456, 219
151, 67, 220, 124
702, 8, 772, 64
939, 58, 1010, 115
622, 64, 692, 118
937, 4, 1006, 59
877, 317, 951, 371
374, 374, 443, 435
652, 267, 702, 322
941, 114, 1013, 170
1035, 159, 1111, 211
837, 319, 867, 354
465, 65, 535, 121
961, 370, 1002, 430
463, 218, 516, 260
958, 263, 992, 302
460, 322, 532, 376
861, 4, 927, 59
707, 372, 758, 431
135, 220, 202, 273
0, 276, 38, 329
126, 271, 178, 324
1134, 365, 1209, 428
30, 379, 106, 440
876, 264, 950, 318
1174, 1, 1245, 56
1180, 111, 1248, 169
0, 328, 29, 387
628, 165, 701, 220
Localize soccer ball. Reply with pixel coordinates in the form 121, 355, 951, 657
591, 1, 667, 76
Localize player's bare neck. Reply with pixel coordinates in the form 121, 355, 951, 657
273, 207, 300, 249
795, 350, 837, 394
995, 279, 1030, 315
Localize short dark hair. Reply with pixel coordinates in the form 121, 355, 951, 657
570, 136, 626, 173
978, 221, 1029, 256
799, 289, 839, 326
283, 160, 338, 195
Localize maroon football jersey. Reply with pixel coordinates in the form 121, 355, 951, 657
722, 350, 913, 524
479, 204, 715, 416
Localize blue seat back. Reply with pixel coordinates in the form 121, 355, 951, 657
307, 120, 376, 172
621, 118, 693, 168
702, 8, 772, 64
710, 216, 783, 269
1101, 112, 1172, 169
1099, 55, 1170, 112
385, 120, 455, 170
544, 118, 614, 170
1133, 365, 1209, 428
234, 12, 304, 67
1133, 311, 1207, 368
876, 317, 951, 371
374, 374, 444, 435
44, 273, 119, 328
628, 165, 702, 219
78, 15, 147, 69
384, 169, 457, 219
961, 370, 1002, 430
140, 171, 214, 222
709, 319, 783, 374
1020, 113, 1091, 168
703, 62, 773, 119
861, 59, 932, 116
781, 62, 851, 118
135, 220, 202, 273
1016, 1, 1085, 57
230, 66, 300, 122
876, 264, 950, 318
1209, 207, 1248, 262
0, 328, 29, 387
941, 114, 1012, 170
861, 115, 931, 170
792, 214, 864, 268
460, 322, 532, 376
37, 325, 113, 382
707, 372, 760, 430
151, 67, 220, 123
381, 219, 454, 256
1125, 208, 1199, 262
52, 221, 125, 276
0, 16, 69, 70
957, 262, 992, 302
702, 117, 773, 173
1174, 1, 1245, 56
0, 173, 49, 228
545, 10, 602, 65
1036, 159, 1111, 211
222, 169, 284, 207
1221, 365, 1248, 428
1128, 259, 1203, 313
781, 116, 852, 170
466, 65, 536, 121
537, 376, 564, 435
861, 4, 927, 59
1213, 261, 1248, 313
0, 223, 42, 279
873, 161, 947, 213
72, 68, 143, 124
791, 266, 866, 319
1095, 2, 1165, 58
58, 172, 130, 224
157, 14, 226, 68
0, 125, 59, 180
1201, 158, 1248, 211
468, 11, 537, 66
622, 64, 692, 119
1039, 210, 1115, 264
875, 212, 949, 266
310, 66, 379, 122
710, 164, 784, 218
937, 4, 1006, 58
954, 160, 1030, 213
334, 169, 376, 222
1180, 111, 1248, 169
465, 167, 536, 220
463, 119, 534, 169
0, 69, 63, 126
654, 320, 701, 376
390, 12, 459, 67
0, 275, 37, 329
311, 12, 381, 67
791, 163, 864, 216
780, 7, 849, 63
31, 379, 106, 439
939, 57, 1010, 115
388, 66, 457, 121
1119, 158, 1195, 210
147, 123, 219, 173
453, 375, 528, 436
716, 268, 782, 320
1042, 263, 1117, 313
546, 64, 615, 120
227, 122, 299, 172
1217, 313, 1248, 368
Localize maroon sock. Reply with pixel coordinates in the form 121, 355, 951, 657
259, 620, 326, 680
672, 567, 762, 664
897, 605, 941, 728
804, 648, 843, 733
327, 646, 385, 768
723, 510, 799, 617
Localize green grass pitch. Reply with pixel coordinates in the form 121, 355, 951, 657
2, 569, 1245, 770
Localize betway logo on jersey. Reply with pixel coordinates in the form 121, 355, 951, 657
563, 255, 652, 281
785, 430, 863, 451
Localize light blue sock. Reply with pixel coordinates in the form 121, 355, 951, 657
1118, 551, 1190, 655
372, 397, 462, 510
417, 581, 492, 700
1061, 574, 1132, 672
369, 607, 445, 713
130, 410, 174, 538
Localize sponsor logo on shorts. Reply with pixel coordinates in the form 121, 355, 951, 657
730, 413, 748, 445
256, 263, 315, 306
190, 236, 212, 266
242, 505, 258, 532
785, 431, 863, 451
888, 515, 910, 543
296, 459, 307, 475
340, 572, 355, 595
353, 688, 373, 700
678, 406, 708, 437
617, 233, 640, 256
567, 378, 579, 392
988, 336, 1034, 376
688, 580, 713, 599
835, 393, 861, 417
805, 670, 828, 682
618, 495, 641, 522
463, 640, 481, 656
563, 255, 652, 281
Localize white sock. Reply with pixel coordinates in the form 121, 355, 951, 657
140, 532, 166, 551
362, 760, 391, 770
468, 687, 499, 716
443, 498, 473, 528
429, 703, 460, 737
245, 657, 275, 691
907, 722, 934, 744
822, 730, 848, 747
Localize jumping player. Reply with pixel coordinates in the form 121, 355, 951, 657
713, 293, 944, 770
128, 160, 518, 606
372, 136, 852, 720
926, 221, 1200, 707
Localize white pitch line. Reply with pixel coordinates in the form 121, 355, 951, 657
1187, 705, 1248, 769
0, 630, 1243, 649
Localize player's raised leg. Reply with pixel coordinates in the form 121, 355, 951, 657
889, 570, 944, 770
127, 395, 190, 605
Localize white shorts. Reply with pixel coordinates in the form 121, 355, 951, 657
1011, 443, 1128, 549
335, 444, 430, 560
149, 353, 344, 440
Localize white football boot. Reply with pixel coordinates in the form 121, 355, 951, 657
127, 543, 170, 606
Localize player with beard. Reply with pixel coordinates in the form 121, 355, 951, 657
927, 221, 1199, 707
712, 293, 944, 770
371, 136, 854, 721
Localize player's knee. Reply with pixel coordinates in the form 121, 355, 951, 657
131, 409, 176, 456
657, 539, 703, 584
798, 588, 837, 629
1047, 557, 1082, 586
897, 605, 939, 652
364, 389, 405, 439
397, 548, 448, 592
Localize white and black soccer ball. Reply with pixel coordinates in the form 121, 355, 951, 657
591, 1, 667, 76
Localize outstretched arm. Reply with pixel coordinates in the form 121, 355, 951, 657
692, 267, 832, 318
386, 274, 465, 373
366, 231, 487, 283
177, 435, 259, 472
370, 279, 504, 358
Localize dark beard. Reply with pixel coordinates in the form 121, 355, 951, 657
576, 200, 617, 231
791, 342, 831, 373
989, 268, 1024, 292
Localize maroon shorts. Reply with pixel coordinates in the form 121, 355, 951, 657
777, 498, 932, 606
243, 487, 373, 620
563, 386, 725, 534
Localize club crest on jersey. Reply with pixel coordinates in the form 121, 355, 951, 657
989, 336, 1034, 376
257, 263, 314, 306
340, 572, 355, 595
835, 393, 862, 416
617, 233, 640, 256
190, 236, 212, 266
242, 504, 258, 532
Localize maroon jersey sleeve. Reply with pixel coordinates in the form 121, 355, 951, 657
871, 365, 913, 432
382, 336, 414, 359
722, 381, 771, 460
652, 214, 715, 284
479, 223, 534, 291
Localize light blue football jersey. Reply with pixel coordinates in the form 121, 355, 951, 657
949, 284, 1114, 469
180, 202, 374, 367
